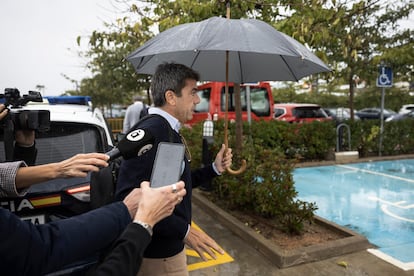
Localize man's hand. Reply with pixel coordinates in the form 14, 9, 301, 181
213, 144, 233, 173
184, 227, 224, 261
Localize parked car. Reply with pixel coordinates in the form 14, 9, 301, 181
273, 103, 332, 123
187, 82, 274, 125
398, 104, 414, 115
355, 107, 396, 120
323, 107, 360, 123
0, 95, 115, 273
386, 110, 414, 122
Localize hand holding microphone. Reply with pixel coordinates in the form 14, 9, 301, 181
106, 128, 154, 161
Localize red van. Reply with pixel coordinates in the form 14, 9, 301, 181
187, 82, 274, 125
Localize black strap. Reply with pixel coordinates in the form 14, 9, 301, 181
129, 114, 175, 142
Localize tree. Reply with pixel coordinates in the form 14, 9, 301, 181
278, 0, 414, 118
76, 0, 413, 117
77, 17, 154, 107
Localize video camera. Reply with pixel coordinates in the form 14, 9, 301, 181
0, 88, 50, 132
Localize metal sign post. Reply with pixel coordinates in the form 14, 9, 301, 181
376, 65, 392, 156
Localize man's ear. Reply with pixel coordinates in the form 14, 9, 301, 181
165, 90, 176, 106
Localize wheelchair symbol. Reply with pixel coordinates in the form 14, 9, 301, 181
379, 67, 390, 85
377, 66, 392, 87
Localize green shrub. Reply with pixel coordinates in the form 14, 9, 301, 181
183, 117, 414, 235
211, 143, 318, 234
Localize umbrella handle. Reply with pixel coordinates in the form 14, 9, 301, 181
226, 159, 247, 175
223, 47, 246, 176
224, 137, 247, 175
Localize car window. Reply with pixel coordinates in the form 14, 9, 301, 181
194, 88, 211, 113
250, 88, 270, 116
324, 109, 334, 116
220, 86, 270, 117
293, 107, 327, 118
274, 108, 285, 118
0, 122, 105, 165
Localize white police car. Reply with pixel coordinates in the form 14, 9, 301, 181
0, 95, 115, 274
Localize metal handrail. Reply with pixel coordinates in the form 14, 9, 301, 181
336, 123, 351, 152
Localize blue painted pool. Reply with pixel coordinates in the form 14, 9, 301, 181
293, 159, 414, 270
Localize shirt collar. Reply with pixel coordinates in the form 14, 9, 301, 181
148, 107, 181, 132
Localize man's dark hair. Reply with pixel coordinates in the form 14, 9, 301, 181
150, 63, 199, 107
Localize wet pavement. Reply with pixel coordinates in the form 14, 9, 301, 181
189, 190, 414, 276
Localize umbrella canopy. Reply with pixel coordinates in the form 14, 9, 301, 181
126, 16, 330, 82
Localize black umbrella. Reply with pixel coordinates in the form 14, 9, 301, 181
127, 17, 330, 83
127, 15, 330, 174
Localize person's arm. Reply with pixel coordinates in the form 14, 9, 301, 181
0, 201, 131, 276
184, 144, 231, 259
87, 223, 151, 276
213, 144, 233, 174
191, 144, 233, 189
0, 161, 27, 197
88, 181, 186, 276
0, 104, 37, 165
0, 181, 183, 276
14, 153, 109, 189
13, 129, 37, 165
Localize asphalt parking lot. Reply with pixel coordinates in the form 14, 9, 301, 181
188, 190, 414, 276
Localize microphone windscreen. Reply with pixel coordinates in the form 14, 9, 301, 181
116, 128, 154, 159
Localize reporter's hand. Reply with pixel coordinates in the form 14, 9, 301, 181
56, 153, 109, 178
134, 181, 186, 227
123, 188, 142, 219
184, 227, 224, 261
15, 130, 35, 147
0, 104, 8, 121
213, 144, 233, 173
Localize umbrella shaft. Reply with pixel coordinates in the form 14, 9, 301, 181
224, 50, 229, 149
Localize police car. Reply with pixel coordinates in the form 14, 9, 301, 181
0, 95, 115, 273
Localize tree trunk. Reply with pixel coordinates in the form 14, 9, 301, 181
348, 70, 355, 121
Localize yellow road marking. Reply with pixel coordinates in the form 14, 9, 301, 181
186, 221, 234, 271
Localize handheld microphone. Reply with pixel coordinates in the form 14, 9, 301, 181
106, 128, 154, 161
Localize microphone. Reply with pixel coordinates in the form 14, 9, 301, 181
106, 128, 154, 161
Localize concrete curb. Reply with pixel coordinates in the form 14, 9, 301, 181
193, 189, 372, 268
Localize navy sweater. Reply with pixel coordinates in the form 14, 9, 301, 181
115, 115, 218, 258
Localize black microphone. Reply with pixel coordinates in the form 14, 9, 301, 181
106, 128, 154, 161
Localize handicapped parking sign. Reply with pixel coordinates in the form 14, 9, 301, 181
376, 66, 392, 87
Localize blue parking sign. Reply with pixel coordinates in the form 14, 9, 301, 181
376, 66, 392, 87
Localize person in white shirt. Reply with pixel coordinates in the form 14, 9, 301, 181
123, 95, 146, 133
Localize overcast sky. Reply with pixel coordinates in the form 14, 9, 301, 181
0, 0, 127, 96
0, 1, 413, 97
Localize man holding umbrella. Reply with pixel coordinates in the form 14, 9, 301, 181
115, 62, 232, 275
